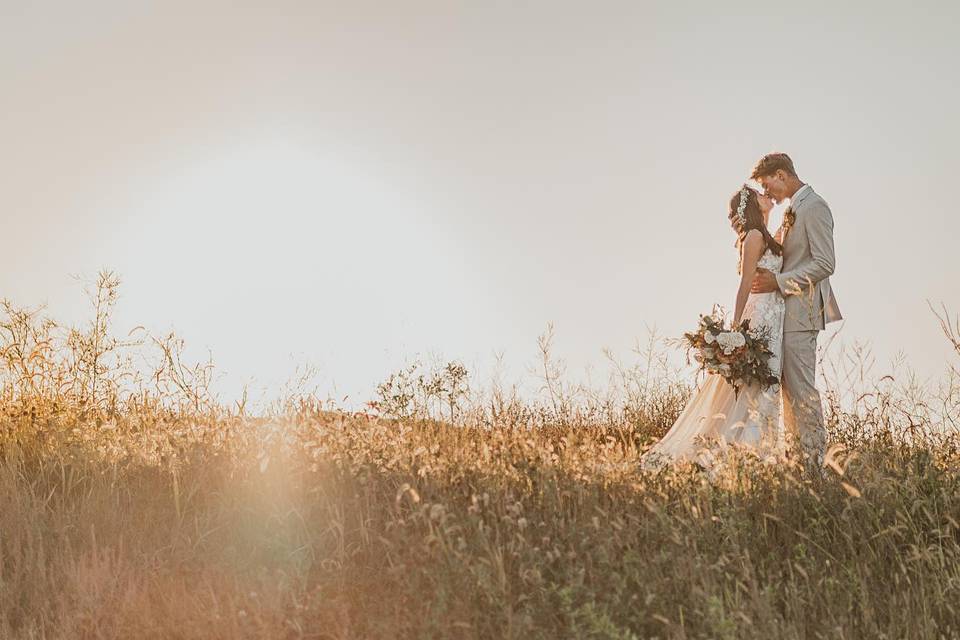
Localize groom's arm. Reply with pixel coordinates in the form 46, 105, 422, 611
775, 201, 836, 296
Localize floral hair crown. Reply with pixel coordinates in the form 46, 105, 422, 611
735, 185, 751, 230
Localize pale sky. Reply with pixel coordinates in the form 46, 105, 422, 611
3, 1, 958, 408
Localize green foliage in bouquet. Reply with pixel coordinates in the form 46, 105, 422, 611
682, 308, 779, 396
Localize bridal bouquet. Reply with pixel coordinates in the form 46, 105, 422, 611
682, 307, 779, 395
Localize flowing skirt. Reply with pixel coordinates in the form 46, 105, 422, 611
641, 374, 783, 470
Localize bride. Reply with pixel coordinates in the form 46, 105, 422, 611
642, 185, 786, 469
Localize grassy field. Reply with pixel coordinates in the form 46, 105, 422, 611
1, 274, 959, 639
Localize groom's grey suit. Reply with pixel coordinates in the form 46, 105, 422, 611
775, 184, 842, 468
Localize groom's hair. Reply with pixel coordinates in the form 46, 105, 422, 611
750, 153, 797, 179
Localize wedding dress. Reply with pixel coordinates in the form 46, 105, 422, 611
642, 248, 786, 469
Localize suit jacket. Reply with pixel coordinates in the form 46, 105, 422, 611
775, 186, 843, 332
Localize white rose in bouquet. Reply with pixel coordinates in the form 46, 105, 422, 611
715, 332, 734, 350
716, 331, 746, 353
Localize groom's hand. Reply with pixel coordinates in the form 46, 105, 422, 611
752, 268, 779, 294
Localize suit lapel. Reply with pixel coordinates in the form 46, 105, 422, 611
782, 185, 814, 245
790, 185, 814, 211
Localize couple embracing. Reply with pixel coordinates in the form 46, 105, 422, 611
643, 153, 842, 474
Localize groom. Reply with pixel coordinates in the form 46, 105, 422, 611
749, 153, 842, 474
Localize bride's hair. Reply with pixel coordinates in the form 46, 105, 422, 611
728, 186, 783, 274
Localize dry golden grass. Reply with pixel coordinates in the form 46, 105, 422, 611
1, 272, 959, 639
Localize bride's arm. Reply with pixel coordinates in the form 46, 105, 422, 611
734, 230, 765, 326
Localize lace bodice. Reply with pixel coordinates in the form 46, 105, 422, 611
741, 248, 784, 378
755, 248, 783, 275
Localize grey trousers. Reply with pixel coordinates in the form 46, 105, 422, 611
782, 330, 827, 468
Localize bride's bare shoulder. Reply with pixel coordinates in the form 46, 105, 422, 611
740, 229, 765, 264
743, 229, 764, 248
